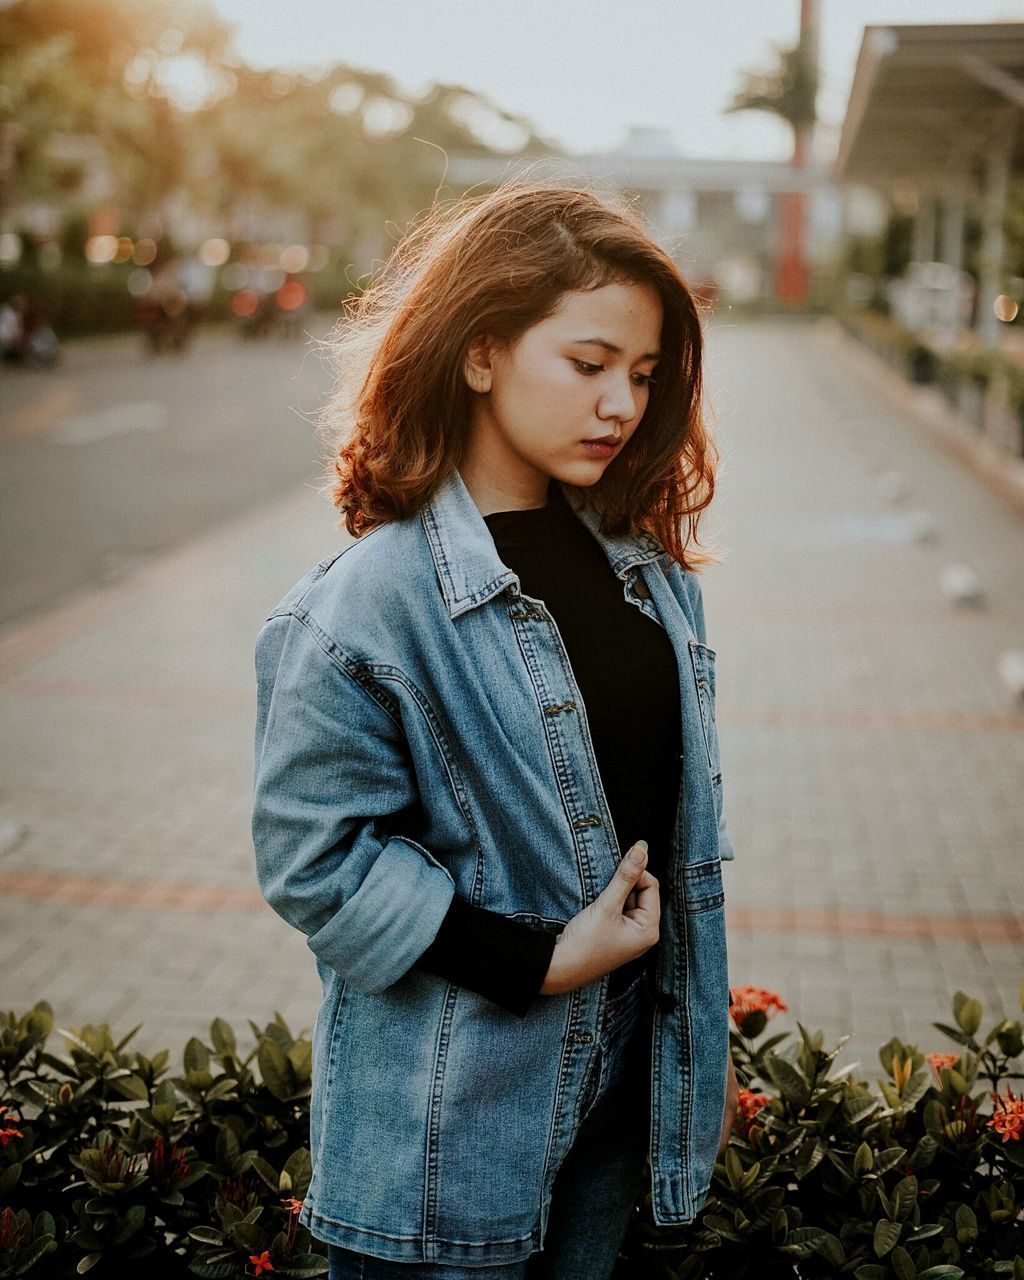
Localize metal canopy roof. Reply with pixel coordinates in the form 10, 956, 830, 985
835, 22, 1024, 192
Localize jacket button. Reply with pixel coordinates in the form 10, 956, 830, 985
656, 992, 677, 1015
633, 578, 651, 599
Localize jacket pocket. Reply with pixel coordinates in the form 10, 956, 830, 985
688, 640, 722, 783
681, 857, 725, 914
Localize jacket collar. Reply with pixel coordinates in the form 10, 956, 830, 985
420, 466, 667, 619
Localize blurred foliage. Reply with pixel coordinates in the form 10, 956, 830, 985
725, 32, 818, 134
0, 0, 550, 262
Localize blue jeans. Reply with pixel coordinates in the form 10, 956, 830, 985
325, 971, 654, 1279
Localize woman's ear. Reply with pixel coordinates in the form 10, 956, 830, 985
463, 335, 494, 394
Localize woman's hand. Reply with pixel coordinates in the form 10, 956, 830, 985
539, 841, 660, 995
717, 1052, 740, 1158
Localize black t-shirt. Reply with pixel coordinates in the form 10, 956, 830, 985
416, 482, 682, 1014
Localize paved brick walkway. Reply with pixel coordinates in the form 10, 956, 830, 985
1, 317, 1021, 1075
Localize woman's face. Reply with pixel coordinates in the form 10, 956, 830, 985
462, 278, 663, 510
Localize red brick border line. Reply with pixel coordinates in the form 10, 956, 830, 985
1, 869, 1020, 943
0, 870, 264, 913
727, 905, 1023, 944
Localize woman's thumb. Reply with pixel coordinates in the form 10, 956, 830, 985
608, 840, 648, 899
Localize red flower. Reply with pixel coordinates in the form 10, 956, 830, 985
733, 1087, 772, 1141
281, 1196, 304, 1216
0, 1105, 23, 1146
249, 1251, 274, 1275
988, 1086, 1024, 1144
926, 1052, 960, 1083
729, 986, 788, 1030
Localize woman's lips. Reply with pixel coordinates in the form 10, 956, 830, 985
581, 438, 621, 459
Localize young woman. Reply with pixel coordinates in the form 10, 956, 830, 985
252, 181, 738, 1280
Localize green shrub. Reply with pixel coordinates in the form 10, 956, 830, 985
621, 986, 1024, 1278
1, 989, 1021, 1277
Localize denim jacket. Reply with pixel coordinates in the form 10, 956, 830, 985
251, 466, 735, 1266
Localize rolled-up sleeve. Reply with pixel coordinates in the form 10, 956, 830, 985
252, 611, 456, 992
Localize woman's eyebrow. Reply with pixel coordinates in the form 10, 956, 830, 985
573, 337, 661, 361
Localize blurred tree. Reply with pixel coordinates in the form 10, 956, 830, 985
1, 0, 544, 279
725, 3, 820, 306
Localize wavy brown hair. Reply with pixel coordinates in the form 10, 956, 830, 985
318, 177, 720, 570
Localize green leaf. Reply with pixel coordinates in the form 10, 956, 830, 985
231, 1221, 268, 1252
892, 1245, 916, 1280
956, 997, 982, 1037
259, 1038, 294, 1100
287, 1038, 312, 1080
874, 1147, 908, 1175
854, 1267, 889, 1280
188, 1261, 237, 1279
765, 1054, 810, 1106
111, 1203, 146, 1244
282, 1147, 312, 1200
249, 1155, 280, 1192
854, 1142, 874, 1175
932, 1023, 972, 1047
892, 1175, 918, 1222
110, 1072, 149, 1101
189, 1226, 225, 1245
184, 1037, 211, 1073
874, 1219, 902, 1256
14, 1235, 58, 1273
917, 1269, 965, 1279
76, 1254, 102, 1275
210, 1018, 237, 1055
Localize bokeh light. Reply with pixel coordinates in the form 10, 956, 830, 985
85, 235, 118, 264
0, 232, 22, 264
993, 294, 1019, 323
134, 238, 159, 266
199, 238, 231, 267
280, 244, 309, 273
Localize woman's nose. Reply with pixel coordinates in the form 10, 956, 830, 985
597, 378, 638, 424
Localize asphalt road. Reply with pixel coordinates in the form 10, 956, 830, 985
0, 321, 336, 627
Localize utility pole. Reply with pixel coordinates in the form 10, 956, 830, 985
774, 0, 819, 304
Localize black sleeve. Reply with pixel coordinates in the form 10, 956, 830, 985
415, 896, 558, 1017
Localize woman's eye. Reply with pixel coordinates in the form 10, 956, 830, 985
572, 359, 602, 375
632, 372, 657, 387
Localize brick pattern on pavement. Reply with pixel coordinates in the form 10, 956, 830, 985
0, 318, 1021, 1072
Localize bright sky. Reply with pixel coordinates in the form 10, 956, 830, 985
209, 0, 1024, 161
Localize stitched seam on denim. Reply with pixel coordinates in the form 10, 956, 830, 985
285, 608, 404, 727
423, 983, 458, 1250
364, 665, 485, 905
312, 980, 348, 1207
539, 988, 585, 1208
305, 1206, 537, 1249
420, 497, 515, 615
687, 641, 719, 776
510, 601, 613, 902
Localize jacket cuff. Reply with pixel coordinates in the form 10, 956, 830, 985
417, 897, 558, 1017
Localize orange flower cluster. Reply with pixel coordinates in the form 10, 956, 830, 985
0, 1103, 23, 1146
734, 1088, 772, 1142
988, 1086, 1024, 1144
926, 1052, 960, 1082
281, 1196, 304, 1216
729, 986, 789, 1029
249, 1250, 274, 1275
